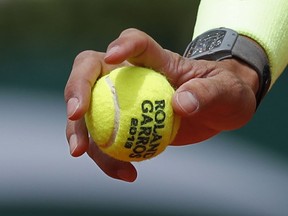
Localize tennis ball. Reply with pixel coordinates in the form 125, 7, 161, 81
85, 66, 181, 162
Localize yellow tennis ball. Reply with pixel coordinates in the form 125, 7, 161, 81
85, 66, 181, 162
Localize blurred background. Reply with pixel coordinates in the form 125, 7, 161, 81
0, 0, 287, 215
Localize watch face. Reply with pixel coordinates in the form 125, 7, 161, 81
188, 30, 226, 57
184, 27, 238, 60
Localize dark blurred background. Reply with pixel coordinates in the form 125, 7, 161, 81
0, 0, 197, 91
1, 1, 287, 215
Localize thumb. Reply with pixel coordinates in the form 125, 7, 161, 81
173, 89, 200, 116
173, 77, 220, 116
172, 73, 256, 130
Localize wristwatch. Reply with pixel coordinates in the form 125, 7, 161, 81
183, 27, 271, 108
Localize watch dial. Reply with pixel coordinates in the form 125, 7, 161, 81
189, 30, 226, 57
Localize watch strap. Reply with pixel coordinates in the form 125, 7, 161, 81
232, 35, 271, 107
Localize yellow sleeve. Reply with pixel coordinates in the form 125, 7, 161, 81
193, 0, 288, 86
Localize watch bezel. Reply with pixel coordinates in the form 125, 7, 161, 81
183, 28, 238, 61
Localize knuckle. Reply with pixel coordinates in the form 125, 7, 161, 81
73, 50, 98, 66
120, 28, 148, 43
120, 28, 142, 36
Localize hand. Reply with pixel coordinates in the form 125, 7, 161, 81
64, 28, 259, 182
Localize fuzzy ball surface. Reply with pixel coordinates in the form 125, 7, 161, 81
85, 66, 181, 162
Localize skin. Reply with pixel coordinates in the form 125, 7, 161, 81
64, 28, 259, 182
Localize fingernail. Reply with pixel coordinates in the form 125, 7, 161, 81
105, 46, 120, 60
176, 91, 199, 114
67, 97, 79, 119
117, 169, 134, 182
69, 134, 78, 155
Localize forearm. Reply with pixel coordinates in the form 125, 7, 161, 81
193, 0, 288, 87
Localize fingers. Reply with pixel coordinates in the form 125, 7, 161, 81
66, 118, 89, 157
104, 28, 187, 85
64, 51, 104, 158
66, 117, 138, 182
64, 51, 121, 157
64, 29, 174, 122
64, 51, 104, 121
87, 138, 137, 182
104, 28, 167, 67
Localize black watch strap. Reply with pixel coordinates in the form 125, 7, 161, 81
184, 27, 271, 108
233, 35, 271, 107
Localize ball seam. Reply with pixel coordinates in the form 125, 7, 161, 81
104, 75, 120, 147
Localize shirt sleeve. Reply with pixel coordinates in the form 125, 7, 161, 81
193, 0, 288, 86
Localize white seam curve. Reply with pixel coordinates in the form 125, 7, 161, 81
104, 76, 120, 147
